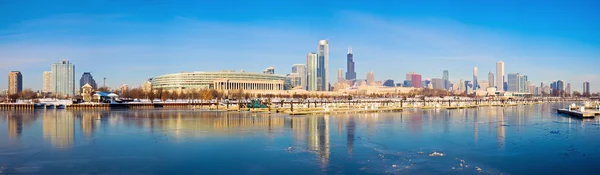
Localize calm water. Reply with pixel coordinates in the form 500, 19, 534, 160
1, 103, 599, 175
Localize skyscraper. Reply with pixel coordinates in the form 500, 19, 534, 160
43, 71, 52, 93
496, 61, 505, 92
583, 82, 590, 95
442, 70, 449, 90
411, 74, 422, 88
79, 72, 97, 91
306, 52, 318, 91
458, 79, 465, 93
566, 83, 571, 96
507, 73, 519, 92
317, 40, 329, 91
366, 72, 375, 85
52, 60, 75, 97
478, 80, 489, 90
345, 46, 356, 81
432, 78, 443, 89
488, 72, 494, 88
473, 66, 478, 90
406, 72, 416, 81
519, 75, 527, 92
557, 80, 565, 96
292, 64, 306, 89
337, 68, 344, 82
8, 71, 23, 95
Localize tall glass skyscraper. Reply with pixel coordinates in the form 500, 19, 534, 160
79, 72, 97, 91
442, 70, 449, 90
473, 67, 478, 90
507, 73, 519, 92
345, 46, 356, 81
317, 40, 329, 91
52, 60, 75, 97
292, 64, 306, 90
583, 82, 590, 95
519, 75, 528, 92
306, 52, 318, 91
496, 61, 504, 92
557, 80, 565, 96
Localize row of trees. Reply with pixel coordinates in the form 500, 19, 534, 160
1, 89, 39, 103
110, 87, 600, 103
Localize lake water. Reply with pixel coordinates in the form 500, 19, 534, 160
1, 103, 599, 175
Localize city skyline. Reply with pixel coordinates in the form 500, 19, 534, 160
1, 1, 599, 92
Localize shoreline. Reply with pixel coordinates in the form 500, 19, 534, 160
3, 100, 598, 116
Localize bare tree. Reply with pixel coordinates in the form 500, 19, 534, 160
8, 94, 20, 103
201, 89, 213, 107
97, 87, 111, 92
20, 89, 37, 99
572, 91, 582, 97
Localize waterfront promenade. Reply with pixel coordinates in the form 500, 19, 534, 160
1, 98, 598, 115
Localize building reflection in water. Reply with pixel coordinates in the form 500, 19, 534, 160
346, 117, 355, 156
307, 116, 330, 167
473, 109, 479, 145
6, 111, 36, 143
291, 116, 307, 145
43, 111, 75, 149
7, 113, 23, 140
80, 111, 98, 138
114, 111, 286, 140
497, 108, 505, 149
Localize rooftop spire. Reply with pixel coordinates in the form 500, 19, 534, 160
348, 46, 352, 54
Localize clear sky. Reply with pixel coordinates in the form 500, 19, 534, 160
1, 0, 599, 92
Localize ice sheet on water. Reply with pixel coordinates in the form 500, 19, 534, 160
429, 151, 445, 157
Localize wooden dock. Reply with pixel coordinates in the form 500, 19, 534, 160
557, 109, 599, 118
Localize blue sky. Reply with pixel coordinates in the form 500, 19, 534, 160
1, 0, 599, 92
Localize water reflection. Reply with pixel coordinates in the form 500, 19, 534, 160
1, 103, 599, 175
346, 117, 356, 155
43, 112, 75, 149
6, 111, 36, 142
497, 108, 506, 149
7, 113, 23, 139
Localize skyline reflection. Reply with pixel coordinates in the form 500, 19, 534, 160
1, 103, 599, 175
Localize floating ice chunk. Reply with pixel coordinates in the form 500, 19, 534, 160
392, 164, 398, 168
429, 151, 445, 157
476, 166, 483, 173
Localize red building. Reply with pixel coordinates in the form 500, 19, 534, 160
411, 74, 422, 88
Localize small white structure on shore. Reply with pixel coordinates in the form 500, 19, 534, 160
107, 93, 119, 103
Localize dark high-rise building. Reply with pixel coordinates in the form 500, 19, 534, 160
383, 80, 395, 87
345, 46, 356, 81
317, 40, 329, 91
79, 72, 97, 91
